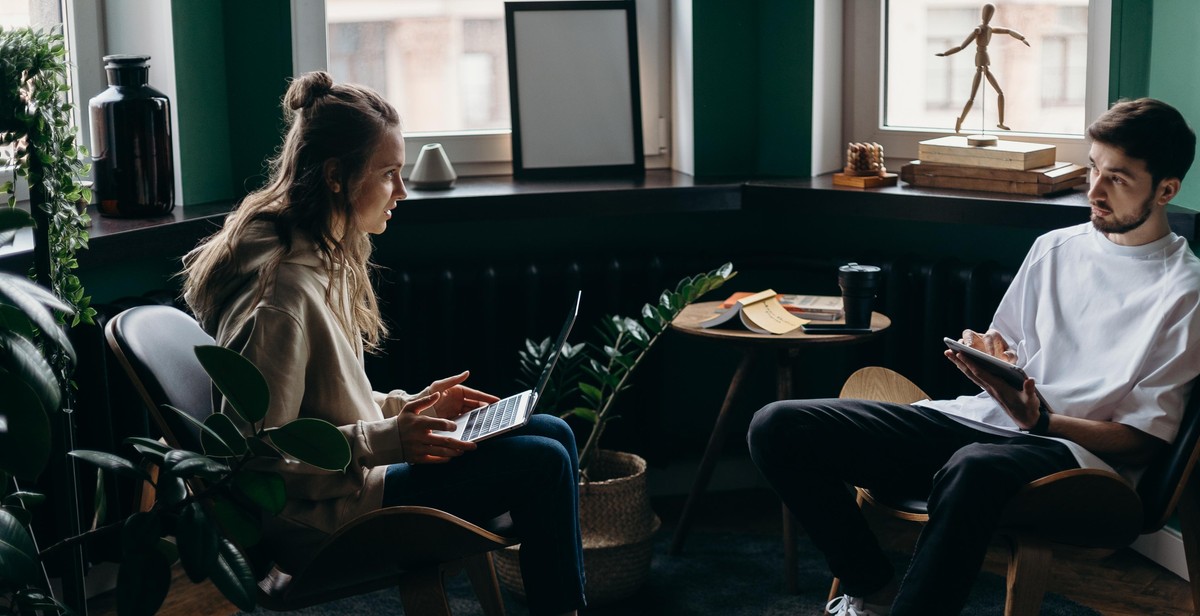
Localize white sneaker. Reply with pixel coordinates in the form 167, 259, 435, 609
825, 594, 881, 616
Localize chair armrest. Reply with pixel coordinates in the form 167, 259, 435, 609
1000, 468, 1142, 549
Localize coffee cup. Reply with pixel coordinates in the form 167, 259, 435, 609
838, 263, 881, 328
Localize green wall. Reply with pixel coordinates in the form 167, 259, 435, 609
221, 0, 293, 196
1147, 0, 1200, 211
171, 1, 233, 205
691, 0, 814, 178
163, 0, 292, 204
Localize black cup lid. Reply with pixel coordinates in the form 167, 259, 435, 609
839, 262, 880, 273
103, 55, 151, 68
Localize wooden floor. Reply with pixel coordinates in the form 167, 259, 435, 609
87, 488, 1192, 615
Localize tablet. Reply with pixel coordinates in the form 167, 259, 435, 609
943, 337, 1054, 413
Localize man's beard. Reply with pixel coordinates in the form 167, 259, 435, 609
1091, 193, 1155, 235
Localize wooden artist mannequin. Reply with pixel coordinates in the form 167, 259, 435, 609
936, 3, 1029, 134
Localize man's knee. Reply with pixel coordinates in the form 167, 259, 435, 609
930, 443, 1025, 512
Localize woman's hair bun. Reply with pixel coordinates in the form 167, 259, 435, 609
285, 71, 335, 111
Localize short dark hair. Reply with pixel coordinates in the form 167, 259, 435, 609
1087, 98, 1196, 184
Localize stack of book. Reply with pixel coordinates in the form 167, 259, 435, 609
899, 136, 1086, 196
719, 292, 844, 321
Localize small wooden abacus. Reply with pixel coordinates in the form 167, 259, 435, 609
833, 141, 899, 188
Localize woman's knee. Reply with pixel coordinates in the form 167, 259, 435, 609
526, 414, 577, 449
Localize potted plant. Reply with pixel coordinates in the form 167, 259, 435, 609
0, 227, 351, 615
495, 262, 735, 604
2, 210, 350, 615
1, 25, 94, 324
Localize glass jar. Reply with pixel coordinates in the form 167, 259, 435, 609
89, 55, 175, 217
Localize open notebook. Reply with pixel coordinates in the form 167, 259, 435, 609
434, 290, 581, 442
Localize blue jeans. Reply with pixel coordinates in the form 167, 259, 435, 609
382, 414, 585, 615
747, 399, 1078, 616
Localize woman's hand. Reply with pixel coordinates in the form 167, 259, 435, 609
419, 371, 501, 420
395, 392, 477, 464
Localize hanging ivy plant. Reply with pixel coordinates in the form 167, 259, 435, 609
0, 25, 95, 327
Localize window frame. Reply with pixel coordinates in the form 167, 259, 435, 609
842, 0, 1111, 170
295, 0, 671, 177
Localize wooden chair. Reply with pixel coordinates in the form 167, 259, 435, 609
828, 366, 1200, 615
105, 304, 517, 615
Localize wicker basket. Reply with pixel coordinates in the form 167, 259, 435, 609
495, 450, 661, 605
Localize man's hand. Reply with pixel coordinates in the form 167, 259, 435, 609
395, 392, 477, 464
419, 371, 501, 420
946, 329, 1042, 430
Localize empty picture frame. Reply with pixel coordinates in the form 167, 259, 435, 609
505, 1, 644, 179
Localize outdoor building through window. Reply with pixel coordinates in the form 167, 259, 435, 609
886, 0, 1090, 137
325, 0, 513, 134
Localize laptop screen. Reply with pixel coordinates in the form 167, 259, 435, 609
531, 290, 581, 402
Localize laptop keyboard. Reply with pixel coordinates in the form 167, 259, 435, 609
462, 395, 521, 440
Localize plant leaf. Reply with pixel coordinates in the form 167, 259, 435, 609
202, 412, 247, 457
157, 474, 187, 505
3, 492, 45, 509
568, 407, 598, 422
0, 371, 51, 480
194, 345, 269, 424
120, 511, 161, 555
0, 509, 40, 586
176, 502, 217, 583
0, 272, 75, 364
0, 329, 61, 413
162, 450, 229, 480
161, 404, 235, 455
233, 470, 286, 515
210, 495, 261, 548
68, 450, 150, 482
0, 208, 33, 232
116, 547, 171, 616
208, 537, 257, 611
265, 418, 351, 471
246, 437, 283, 459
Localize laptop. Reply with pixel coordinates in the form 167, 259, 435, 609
434, 290, 581, 442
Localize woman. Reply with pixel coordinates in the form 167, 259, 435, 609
182, 71, 585, 616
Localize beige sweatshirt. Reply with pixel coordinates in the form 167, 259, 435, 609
193, 219, 415, 572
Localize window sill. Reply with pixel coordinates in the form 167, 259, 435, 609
2, 169, 1195, 272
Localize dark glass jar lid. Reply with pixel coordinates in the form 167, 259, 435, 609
103, 54, 151, 68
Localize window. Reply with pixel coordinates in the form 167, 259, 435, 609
843, 1, 1110, 167
1, 0, 72, 205
313, 0, 670, 176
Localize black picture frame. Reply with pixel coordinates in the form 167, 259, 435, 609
505, 1, 644, 179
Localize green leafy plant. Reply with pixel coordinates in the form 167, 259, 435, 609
519, 262, 736, 478
0, 210, 76, 615
0, 227, 349, 614
1, 25, 95, 326
57, 344, 350, 616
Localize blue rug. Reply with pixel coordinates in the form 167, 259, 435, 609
239, 528, 1099, 615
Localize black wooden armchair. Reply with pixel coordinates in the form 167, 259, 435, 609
105, 304, 516, 614
828, 366, 1200, 615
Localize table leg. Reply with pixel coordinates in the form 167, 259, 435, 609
669, 352, 754, 556
778, 349, 799, 593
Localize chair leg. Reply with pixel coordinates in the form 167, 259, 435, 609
828, 576, 842, 603
1003, 534, 1052, 616
399, 567, 452, 616
1175, 479, 1200, 614
465, 551, 506, 616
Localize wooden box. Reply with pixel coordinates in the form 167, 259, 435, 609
899, 160, 1087, 196
918, 136, 1056, 171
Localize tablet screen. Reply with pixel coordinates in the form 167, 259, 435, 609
943, 337, 1054, 413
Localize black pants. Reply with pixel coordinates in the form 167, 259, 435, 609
747, 399, 1078, 616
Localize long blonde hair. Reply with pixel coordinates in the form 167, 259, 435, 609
182, 71, 399, 352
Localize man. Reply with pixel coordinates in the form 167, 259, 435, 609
748, 98, 1200, 616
